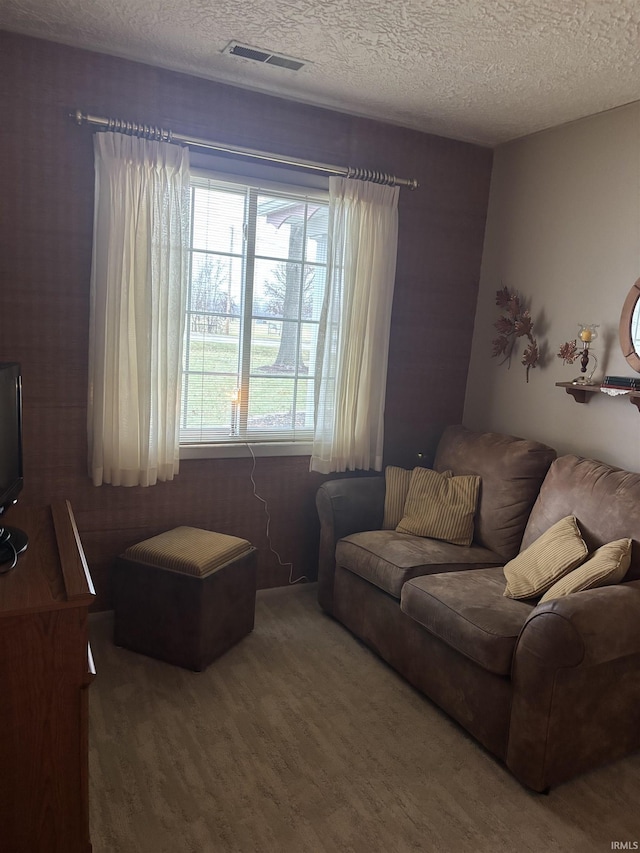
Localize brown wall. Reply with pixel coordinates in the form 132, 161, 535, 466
0, 31, 493, 609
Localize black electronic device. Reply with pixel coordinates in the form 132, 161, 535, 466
0, 362, 28, 570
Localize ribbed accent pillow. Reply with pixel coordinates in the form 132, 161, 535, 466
125, 526, 253, 578
395, 467, 480, 546
503, 516, 588, 599
539, 538, 631, 603
382, 466, 414, 529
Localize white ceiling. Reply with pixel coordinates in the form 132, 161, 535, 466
2, 0, 640, 146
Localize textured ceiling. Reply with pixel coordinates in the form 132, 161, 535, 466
2, 0, 640, 146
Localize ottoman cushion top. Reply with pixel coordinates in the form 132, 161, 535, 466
124, 526, 253, 578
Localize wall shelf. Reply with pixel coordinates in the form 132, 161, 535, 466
556, 381, 640, 413
555, 381, 601, 403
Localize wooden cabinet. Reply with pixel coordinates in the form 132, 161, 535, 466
0, 501, 95, 853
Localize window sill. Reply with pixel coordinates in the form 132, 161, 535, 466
180, 442, 313, 460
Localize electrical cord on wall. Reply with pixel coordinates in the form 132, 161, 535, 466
245, 443, 308, 585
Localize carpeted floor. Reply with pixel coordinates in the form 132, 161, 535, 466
89, 583, 640, 853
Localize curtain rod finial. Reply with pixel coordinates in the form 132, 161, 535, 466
72, 109, 86, 125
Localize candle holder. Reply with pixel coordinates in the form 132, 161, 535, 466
557, 324, 599, 385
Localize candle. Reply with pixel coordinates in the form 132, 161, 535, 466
579, 328, 593, 343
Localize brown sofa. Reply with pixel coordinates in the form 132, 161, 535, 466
316, 425, 640, 791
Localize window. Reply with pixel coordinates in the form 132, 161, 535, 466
181, 174, 329, 449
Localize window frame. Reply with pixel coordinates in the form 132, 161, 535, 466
180, 168, 329, 458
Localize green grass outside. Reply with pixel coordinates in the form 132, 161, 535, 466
182, 332, 314, 430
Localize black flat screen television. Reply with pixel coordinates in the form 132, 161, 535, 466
0, 362, 28, 570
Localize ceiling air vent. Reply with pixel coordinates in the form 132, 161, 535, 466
222, 41, 309, 72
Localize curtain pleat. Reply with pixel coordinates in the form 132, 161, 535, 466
310, 178, 399, 474
87, 133, 190, 486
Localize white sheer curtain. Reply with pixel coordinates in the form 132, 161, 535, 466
310, 177, 399, 474
87, 132, 190, 486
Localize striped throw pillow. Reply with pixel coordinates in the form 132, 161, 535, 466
503, 516, 588, 599
395, 467, 480, 546
539, 538, 631, 603
382, 466, 414, 529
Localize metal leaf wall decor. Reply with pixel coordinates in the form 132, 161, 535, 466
491, 286, 539, 382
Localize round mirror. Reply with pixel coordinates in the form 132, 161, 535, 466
619, 279, 640, 373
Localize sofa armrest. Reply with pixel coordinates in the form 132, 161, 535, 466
316, 477, 385, 614
507, 580, 640, 791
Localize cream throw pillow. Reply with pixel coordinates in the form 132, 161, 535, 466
382, 466, 414, 529
503, 515, 588, 599
396, 467, 480, 546
383, 467, 454, 530
539, 538, 632, 603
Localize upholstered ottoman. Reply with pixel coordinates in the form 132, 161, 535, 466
113, 527, 257, 671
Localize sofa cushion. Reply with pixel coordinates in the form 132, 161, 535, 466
433, 425, 556, 561
336, 530, 503, 599
396, 467, 480, 546
503, 515, 588, 599
401, 567, 535, 675
539, 537, 632, 602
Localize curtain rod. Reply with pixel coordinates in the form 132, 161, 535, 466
72, 110, 418, 190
